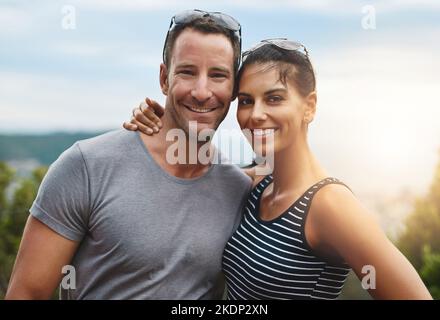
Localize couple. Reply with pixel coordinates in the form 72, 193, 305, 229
6, 9, 431, 300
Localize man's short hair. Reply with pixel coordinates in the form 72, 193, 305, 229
163, 17, 241, 75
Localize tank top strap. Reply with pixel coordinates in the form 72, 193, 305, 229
251, 174, 274, 195
253, 175, 350, 201
301, 177, 352, 204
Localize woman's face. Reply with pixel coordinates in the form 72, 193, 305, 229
236, 62, 315, 157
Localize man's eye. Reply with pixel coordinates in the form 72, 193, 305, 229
211, 73, 227, 79
178, 70, 194, 75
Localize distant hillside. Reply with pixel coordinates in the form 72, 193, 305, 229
0, 131, 107, 165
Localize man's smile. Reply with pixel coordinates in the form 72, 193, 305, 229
183, 104, 219, 114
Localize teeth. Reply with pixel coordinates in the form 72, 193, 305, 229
264, 129, 274, 135
253, 129, 275, 136
186, 105, 214, 113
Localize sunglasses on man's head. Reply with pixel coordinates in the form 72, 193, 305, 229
162, 9, 242, 67
242, 38, 310, 62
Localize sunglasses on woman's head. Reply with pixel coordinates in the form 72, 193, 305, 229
242, 38, 310, 62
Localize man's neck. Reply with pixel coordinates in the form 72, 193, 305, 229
139, 113, 215, 179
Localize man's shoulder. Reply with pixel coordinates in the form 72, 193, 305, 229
46, 130, 136, 176
76, 129, 136, 155
213, 163, 252, 189
211, 150, 250, 183
215, 162, 246, 177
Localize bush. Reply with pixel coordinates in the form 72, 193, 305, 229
0, 162, 47, 298
397, 156, 440, 299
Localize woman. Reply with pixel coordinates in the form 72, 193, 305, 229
124, 39, 432, 300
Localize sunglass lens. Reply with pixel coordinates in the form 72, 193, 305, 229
212, 13, 240, 31
275, 40, 302, 51
174, 10, 203, 24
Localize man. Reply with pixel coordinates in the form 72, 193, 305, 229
6, 9, 251, 299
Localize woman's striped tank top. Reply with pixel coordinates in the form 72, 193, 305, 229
222, 175, 351, 300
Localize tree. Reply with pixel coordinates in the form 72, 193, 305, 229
0, 162, 14, 215
397, 155, 440, 299
420, 246, 440, 299
0, 162, 47, 298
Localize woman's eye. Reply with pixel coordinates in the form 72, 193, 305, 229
238, 99, 253, 106
267, 96, 283, 103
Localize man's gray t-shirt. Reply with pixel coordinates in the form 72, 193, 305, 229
30, 129, 251, 299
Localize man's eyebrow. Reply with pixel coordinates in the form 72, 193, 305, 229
174, 65, 231, 75
237, 92, 251, 97
210, 66, 231, 74
175, 63, 196, 69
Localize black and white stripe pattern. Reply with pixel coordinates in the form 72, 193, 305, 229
222, 175, 351, 300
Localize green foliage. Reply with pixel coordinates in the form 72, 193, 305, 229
397, 156, 440, 299
0, 162, 14, 215
420, 246, 440, 299
0, 162, 47, 298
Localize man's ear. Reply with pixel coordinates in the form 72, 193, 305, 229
160, 63, 169, 96
303, 91, 317, 124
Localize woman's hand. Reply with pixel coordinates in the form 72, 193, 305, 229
123, 97, 165, 135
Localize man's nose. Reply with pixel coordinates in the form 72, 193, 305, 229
191, 76, 213, 103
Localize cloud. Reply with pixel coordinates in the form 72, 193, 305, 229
49, 42, 161, 69
0, 71, 162, 132
309, 43, 440, 194
74, 0, 183, 11
0, 6, 33, 36
52, 43, 106, 57
69, 0, 440, 14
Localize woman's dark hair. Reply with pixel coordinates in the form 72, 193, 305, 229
236, 44, 316, 97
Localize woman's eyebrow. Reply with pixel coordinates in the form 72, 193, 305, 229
264, 88, 287, 95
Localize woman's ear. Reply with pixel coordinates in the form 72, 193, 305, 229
303, 91, 317, 124
160, 63, 169, 96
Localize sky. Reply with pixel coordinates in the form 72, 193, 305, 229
1, 0, 440, 197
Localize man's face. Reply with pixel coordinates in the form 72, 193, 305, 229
160, 28, 235, 135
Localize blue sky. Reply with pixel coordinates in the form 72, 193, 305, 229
1, 0, 440, 197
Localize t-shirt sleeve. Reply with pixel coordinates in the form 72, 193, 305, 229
30, 142, 90, 242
